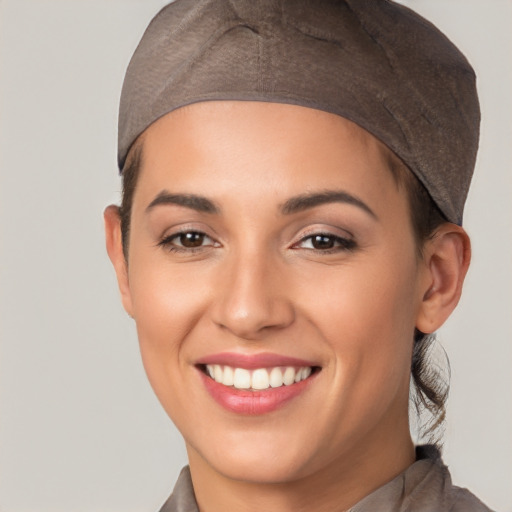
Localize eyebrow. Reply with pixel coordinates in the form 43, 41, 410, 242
145, 189, 376, 219
146, 191, 220, 214
281, 190, 377, 219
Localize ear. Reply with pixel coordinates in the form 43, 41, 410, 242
104, 205, 134, 317
415, 224, 471, 334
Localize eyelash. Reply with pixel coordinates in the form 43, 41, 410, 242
158, 231, 218, 253
293, 232, 357, 253
157, 230, 357, 254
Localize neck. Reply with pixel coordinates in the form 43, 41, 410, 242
186, 418, 415, 512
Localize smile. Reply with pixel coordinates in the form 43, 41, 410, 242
196, 352, 320, 414
205, 365, 313, 390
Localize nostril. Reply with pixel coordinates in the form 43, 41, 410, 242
212, 299, 296, 340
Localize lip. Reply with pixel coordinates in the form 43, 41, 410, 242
195, 351, 317, 369
196, 352, 319, 415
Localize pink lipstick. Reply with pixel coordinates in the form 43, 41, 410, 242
196, 352, 319, 415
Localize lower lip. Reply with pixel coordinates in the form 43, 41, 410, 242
199, 370, 316, 415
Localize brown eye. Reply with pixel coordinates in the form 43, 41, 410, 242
158, 230, 218, 252
178, 232, 206, 248
310, 235, 336, 250
296, 233, 356, 252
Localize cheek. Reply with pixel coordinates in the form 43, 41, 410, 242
126, 253, 210, 388
301, 258, 420, 452
297, 249, 419, 391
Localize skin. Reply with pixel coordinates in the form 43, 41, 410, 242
105, 101, 470, 512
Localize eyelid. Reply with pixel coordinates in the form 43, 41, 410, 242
157, 220, 220, 241
157, 226, 221, 252
165, 231, 214, 245
295, 233, 355, 247
291, 225, 357, 252
292, 224, 354, 243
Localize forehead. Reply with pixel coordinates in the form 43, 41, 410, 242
131, 101, 404, 216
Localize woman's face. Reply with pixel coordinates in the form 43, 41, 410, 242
115, 102, 428, 484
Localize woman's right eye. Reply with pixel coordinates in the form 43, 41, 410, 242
158, 231, 217, 252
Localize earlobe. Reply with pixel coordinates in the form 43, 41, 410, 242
415, 224, 471, 334
104, 205, 134, 317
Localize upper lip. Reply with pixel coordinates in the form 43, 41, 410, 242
195, 352, 318, 369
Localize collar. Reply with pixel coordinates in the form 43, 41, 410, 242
157, 446, 489, 512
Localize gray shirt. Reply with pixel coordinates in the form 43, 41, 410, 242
158, 446, 492, 512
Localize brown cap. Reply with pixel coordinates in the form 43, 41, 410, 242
118, 0, 480, 225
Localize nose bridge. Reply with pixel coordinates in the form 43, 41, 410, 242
211, 243, 294, 339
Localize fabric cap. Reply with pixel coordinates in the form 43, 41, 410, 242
118, 0, 480, 225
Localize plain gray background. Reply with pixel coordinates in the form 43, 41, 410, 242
0, 1, 511, 511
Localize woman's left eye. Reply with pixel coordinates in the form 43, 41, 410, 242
296, 233, 356, 252
158, 231, 217, 251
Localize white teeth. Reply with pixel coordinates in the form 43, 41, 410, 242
251, 368, 270, 390
283, 367, 295, 385
222, 365, 234, 386
233, 368, 251, 389
301, 367, 312, 380
205, 364, 314, 390
213, 364, 223, 382
269, 367, 284, 388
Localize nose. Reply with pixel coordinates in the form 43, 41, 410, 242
210, 250, 295, 340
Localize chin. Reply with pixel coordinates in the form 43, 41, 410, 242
185, 427, 323, 485
203, 450, 313, 485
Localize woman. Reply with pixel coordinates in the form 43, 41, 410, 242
105, 1, 491, 510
